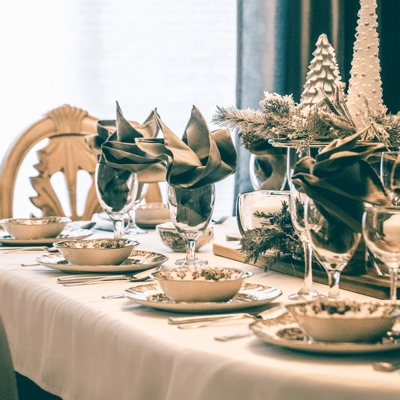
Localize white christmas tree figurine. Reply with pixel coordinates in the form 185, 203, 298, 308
300, 33, 343, 109
346, 0, 383, 130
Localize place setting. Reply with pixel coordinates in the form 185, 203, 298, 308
0, 217, 96, 246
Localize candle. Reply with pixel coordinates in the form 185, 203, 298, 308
250, 195, 289, 229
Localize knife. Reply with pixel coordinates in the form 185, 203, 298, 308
57, 266, 160, 286
169, 304, 284, 329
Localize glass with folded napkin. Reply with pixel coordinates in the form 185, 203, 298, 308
136, 105, 237, 266
86, 102, 167, 237
291, 133, 391, 295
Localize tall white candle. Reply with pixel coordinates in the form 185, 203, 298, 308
251, 195, 289, 229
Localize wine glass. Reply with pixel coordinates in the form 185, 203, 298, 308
128, 182, 149, 235
288, 184, 322, 300
95, 162, 138, 239
305, 197, 361, 298
167, 184, 215, 268
363, 206, 400, 303
381, 151, 400, 205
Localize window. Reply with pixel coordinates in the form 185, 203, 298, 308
0, 0, 237, 218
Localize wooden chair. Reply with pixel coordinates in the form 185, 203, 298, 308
0, 104, 162, 221
0, 104, 102, 220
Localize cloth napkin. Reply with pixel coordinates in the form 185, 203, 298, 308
136, 105, 237, 189
291, 133, 391, 234
86, 102, 167, 183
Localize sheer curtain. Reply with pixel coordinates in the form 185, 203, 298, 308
235, 0, 400, 196
0, 0, 237, 218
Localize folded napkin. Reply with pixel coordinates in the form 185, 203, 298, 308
86, 102, 167, 183
292, 133, 391, 234
136, 105, 237, 189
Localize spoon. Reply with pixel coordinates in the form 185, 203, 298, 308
373, 360, 400, 372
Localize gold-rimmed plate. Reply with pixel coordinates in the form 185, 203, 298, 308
35, 251, 168, 273
0, 228, 94, 246
250, 312, 400, 354
122, 282, 282, 313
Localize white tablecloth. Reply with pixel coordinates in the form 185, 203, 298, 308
0, 220, 399, 400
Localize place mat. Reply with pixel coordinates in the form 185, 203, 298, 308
213, 241, 398, 300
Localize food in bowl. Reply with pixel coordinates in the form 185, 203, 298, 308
54, 238, 139, 266
0, 216, 71, 240
285, 298, 400, 343
156, 222, 214, 252
150, 267, 253, 302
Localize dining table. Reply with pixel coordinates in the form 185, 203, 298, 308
0, 218, 400, 400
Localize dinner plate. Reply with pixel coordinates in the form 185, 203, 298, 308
35, 251, 168, 273
123, 283, 282, 313
0, 228, 94, 246
250, 312, 400, 354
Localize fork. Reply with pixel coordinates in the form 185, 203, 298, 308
58, 266, 160, 286
0, 246, 58, 254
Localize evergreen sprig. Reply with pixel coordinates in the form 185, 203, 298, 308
212, 90, 400, 152
239, 201, 302, 265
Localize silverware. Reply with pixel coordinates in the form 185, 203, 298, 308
373, 360, 400, 372
215, 329, 253, 341
170, 304, 284, 329
1, 246, 58, 254
102, 292, 125, 299
58, 266, 160, 286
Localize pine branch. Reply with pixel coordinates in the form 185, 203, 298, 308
240, 202, 302, 264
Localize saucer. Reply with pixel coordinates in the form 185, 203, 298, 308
250, 312, 400, 354
36, 251, 168, 273
0, 228, 93, 246
123, 282, 282, 313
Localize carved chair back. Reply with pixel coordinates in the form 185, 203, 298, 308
0, 104, 103, 220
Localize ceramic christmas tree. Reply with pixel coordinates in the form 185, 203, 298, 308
300, 33, 343, 109
346, 0, 383, 130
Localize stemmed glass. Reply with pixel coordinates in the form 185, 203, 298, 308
305, 197, 361, 298
167, 184, 215, 268
381, 151, 400, 205
288, 184, 322, 300
95, 162, 138, 239
363, 207, 400, 303
128, 182, 149, 235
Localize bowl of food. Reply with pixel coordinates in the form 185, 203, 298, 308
0, 216, 71, 240
150, 266, 253, 302
54, 238, 139, 266
285, 298, 400, 343
136, 202, 171, 228
156, 222, 214, 252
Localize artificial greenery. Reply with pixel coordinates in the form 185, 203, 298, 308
212, 89, 400, 152
239, 201, 302, 266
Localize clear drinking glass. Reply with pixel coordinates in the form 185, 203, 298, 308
381, 151, 400, 205
363, 206, 400, 303
288, 184, 322, 300
167, 184, 215, 268
95, 163, 138, 239
236, 190, 289, 236
305, 197, 361, 298
128, 182, 149, 235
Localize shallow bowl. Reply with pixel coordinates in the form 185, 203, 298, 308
285, 298, 400, 343
150, 266, 253, 302
136, 203, 171, 228
0, 217, 71, 240
156, 222, 214, 252
54, 238, 139, 266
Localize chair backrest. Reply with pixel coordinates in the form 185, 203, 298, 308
0, 104, 103, 220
